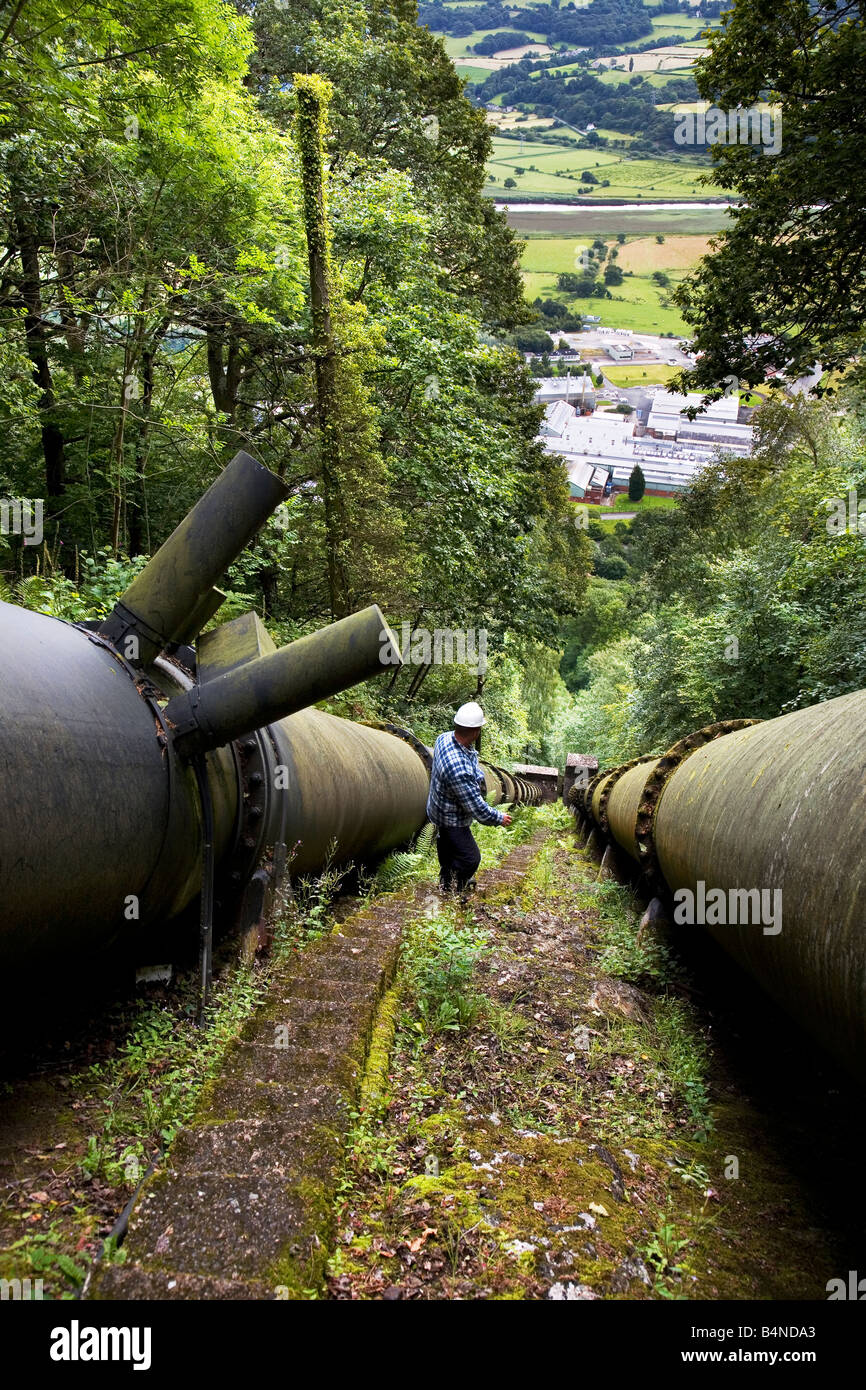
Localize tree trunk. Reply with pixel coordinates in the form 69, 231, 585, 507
294, 74, 352, 620
17, 228, 66, 496
129, 348, 154, 557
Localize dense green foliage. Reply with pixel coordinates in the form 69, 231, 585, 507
0, 0, 589, 758
675, 0, 866, 393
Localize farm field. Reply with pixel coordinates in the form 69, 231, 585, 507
648, 16, 717, 35
520, 232, 712, 336
594, 44, 708, 73
605, 17, 720, 49
596, 66, 693, 88
488, 138, 711, 200
617, 234, 713, 271
491, 112, 558, 130
523, 271, 687, 334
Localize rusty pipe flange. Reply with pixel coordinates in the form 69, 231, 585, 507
594, 754, 659, 837
567, 782, 589, 828
219, 727, 269, 894
633, 719, 761, 876
363, 721, 433, 772
583, 764, 609, 818
518, 778, 540, 806
491, 764, 517, 803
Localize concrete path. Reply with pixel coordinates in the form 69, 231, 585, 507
87, 906, 405, 1299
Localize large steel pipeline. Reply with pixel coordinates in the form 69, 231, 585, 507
606, 758, 662, 861
572, 699, 866, 1074
0, 451, 539, 987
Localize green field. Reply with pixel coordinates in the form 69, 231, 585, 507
519, 232, 712, 336
602, 362, 682, 386
649, 16, 715, 35
596, 66, 694, 87
522, 267, 687, 334
584, 494, 680, 513
488, 137, 710, 200
578, 495, 680, 528
604, 15, 720, 49
542, 283, 687, 333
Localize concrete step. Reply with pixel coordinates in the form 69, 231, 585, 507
119, 1171, 328, 1286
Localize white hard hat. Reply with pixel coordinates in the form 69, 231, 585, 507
454, 701, 486, 728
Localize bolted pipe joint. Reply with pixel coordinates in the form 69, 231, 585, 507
163, 605, 401, 758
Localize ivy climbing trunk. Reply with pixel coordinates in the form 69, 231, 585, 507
293, 73, 352, 620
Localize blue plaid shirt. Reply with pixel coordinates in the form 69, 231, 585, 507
426, 732, 505, 829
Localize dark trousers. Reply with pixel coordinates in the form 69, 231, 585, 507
436, 824, 481, 893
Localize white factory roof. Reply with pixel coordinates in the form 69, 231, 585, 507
540, 409, 753, 493
533, 376, 596, 404
535, 382, 754, 496
541, 400, 577, 437
564, 457, 598, 494
647, 391, 740, 430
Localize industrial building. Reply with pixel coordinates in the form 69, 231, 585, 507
643, 392, 753, 456
538, 388, 755, 497
534, 375, 597, 411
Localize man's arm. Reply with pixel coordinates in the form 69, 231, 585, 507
447, 760, 505, 826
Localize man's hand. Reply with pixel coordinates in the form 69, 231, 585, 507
501, 813, 513, 827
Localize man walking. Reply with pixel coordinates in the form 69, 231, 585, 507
426, 702, 512, 899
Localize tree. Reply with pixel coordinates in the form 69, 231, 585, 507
557, 271, 602, 294
594, 553, 628, 579
504, 177, 517, 188
0, 0, 592, 710
628, 464, 646, 501
513, 327, 555, 353
0, 0, 303, 550
673, 0, 866, 394
604, 264, 624, 285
